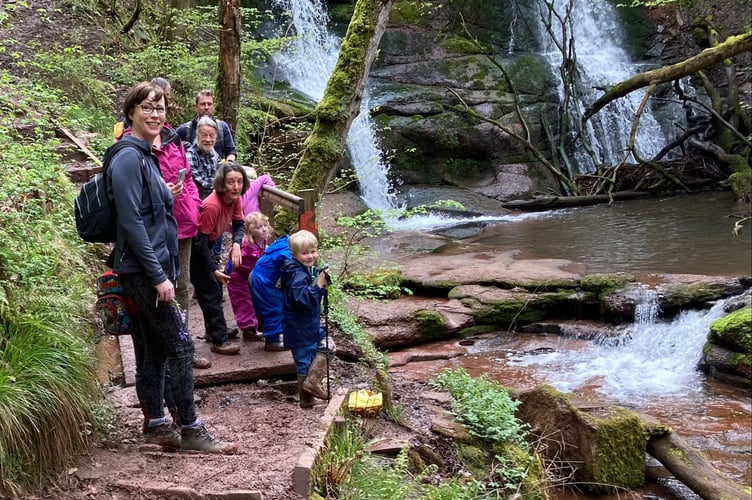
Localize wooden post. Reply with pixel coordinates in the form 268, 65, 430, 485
298, 189, 317, 238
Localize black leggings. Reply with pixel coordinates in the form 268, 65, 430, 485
119, 272, 197, 426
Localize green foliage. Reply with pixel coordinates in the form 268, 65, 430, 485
0, 69, 104, 496
312, 416, 374, 497
25, 45, 115, 114
430, 368, 528, 445
317, 423, 489, 500
327, 286, 388, 371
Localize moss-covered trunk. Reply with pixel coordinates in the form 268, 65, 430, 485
276, 0, 393, 232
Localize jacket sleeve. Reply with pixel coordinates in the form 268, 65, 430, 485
221, 121, 237, 159
284, 267, 324, 313
231, 219, 244, 245
109, 149, 168, 285
180, 143, 202, 208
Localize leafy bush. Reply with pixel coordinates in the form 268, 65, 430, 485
0, 70, 104, 496
430, 368, 528, 444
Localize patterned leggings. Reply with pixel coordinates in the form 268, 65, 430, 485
119, 272, 197, 426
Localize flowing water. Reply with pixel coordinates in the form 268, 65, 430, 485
269, 0, 398, 210
469, 191, 752, 276
388, 193, 752, 495
534, 0, 672, 171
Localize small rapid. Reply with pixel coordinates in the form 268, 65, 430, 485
510, 291, 729, 401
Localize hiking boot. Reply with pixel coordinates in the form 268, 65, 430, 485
193, 353, 212, 369
298, 375, 325, 409
211, 341, 240, 355
301, 352, 330, 400
227, 327, 239, 340
264, 341, 287, 352
181, 424, 238, 454
144, 423, 181, 451
243, 328, 263, 341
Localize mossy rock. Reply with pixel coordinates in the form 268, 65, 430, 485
728, 169, 751, 202
415, 309, 449, 341
489, 441, 549, 499
580, 273, 636, 299
341, 269, 403, 299
516, 385, 646, 493
708, 306, 752, 353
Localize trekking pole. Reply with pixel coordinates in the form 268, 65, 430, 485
323, 286, 331, 399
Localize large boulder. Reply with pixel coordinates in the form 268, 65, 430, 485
348, 296, 474, 348
698, 306, 752, 386
516, 385, 646, 494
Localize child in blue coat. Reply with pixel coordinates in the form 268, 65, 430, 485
250, 234, 291, 351
279, 230, 333, 407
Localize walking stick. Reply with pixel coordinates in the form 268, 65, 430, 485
323, 285, 331, 399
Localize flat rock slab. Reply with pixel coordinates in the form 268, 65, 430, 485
120, 287, 297, 387
398, 249, 582, 290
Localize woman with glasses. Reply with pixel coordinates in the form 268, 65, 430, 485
109, 81, 236, 454
116, 78, 209, 371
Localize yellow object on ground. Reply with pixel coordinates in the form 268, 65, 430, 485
347, 389, 383, 416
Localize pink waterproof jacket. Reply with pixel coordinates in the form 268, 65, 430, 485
120, 125, 200, 240
241, 174, 276, 217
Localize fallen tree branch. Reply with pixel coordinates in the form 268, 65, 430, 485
502, 191, 650, 210
647, 431, 749, 500
583, 31, 752, 123
57, 124, 102, 167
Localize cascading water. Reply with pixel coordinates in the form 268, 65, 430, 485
512, 288, 729, 401
535, 0, 668, 171
270, 0, 397, 210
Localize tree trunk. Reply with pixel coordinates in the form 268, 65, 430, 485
502, 191, 650, 210
276, 0, 394, 232
583, 31, 752, 123
217, 0, 241, 133
647, 432, 749, 500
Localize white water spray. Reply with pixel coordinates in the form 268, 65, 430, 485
535, 0, 667, 171
270, 0, 397, 210
513, 290, 729, 401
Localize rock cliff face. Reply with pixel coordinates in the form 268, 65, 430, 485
368, 0, 560, 201
352, 0, 750, 202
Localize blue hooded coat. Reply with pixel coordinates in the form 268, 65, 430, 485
279, 257, 325, 348
250, 235, 291, 338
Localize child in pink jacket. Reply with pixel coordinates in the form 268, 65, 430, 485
241, 166, 276, 217
227, 212, 272, 339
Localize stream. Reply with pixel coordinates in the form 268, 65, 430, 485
387, 192, 751, 498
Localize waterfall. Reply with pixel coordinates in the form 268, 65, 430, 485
270, 0, 397, 210
513, 292, 729, 401
535, 0, 667, 171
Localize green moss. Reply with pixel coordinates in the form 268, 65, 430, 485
489, 442, 548, 500
455, 441, 488, 478
709, 306, 752, 352
580, 273, 635, 300
472, 300, 545, 325
415, 310, 449, 341
442, 34, 486, 55
444, 158, 488, 181
457, 325, 497, 337
587, 410, 646, 492
507, 55, 553, 94
390, 0, 430, 26
728, 169, 751, 201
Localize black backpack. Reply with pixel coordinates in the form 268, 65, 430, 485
74, 141, 144, 243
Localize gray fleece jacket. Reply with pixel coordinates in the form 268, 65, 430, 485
109, 135, 179, 286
